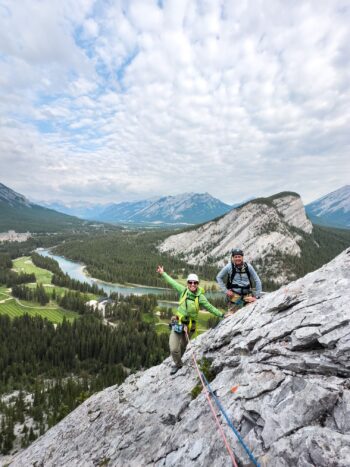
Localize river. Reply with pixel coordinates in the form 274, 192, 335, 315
36, 249, 169, 297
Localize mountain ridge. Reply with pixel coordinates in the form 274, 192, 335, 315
159, 192, 314, 285
305, 185, 350, 229
0, 183, 103, 233
40, 193, 233, 225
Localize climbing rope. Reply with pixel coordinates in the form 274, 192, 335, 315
184, 327, 260, 467
184, 327, 238, 467
201, 372, 260, 467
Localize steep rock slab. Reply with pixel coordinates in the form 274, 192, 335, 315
11, 248, 350, 467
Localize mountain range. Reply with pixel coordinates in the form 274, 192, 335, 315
42, 193, 233, 225
305, 185, 350, 229
38, 186, 350, 228
0, 183, 104, 233
1, 181, 350, 234
159, 191, 350, 288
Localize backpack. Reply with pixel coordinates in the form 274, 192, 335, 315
226, 262, 252, 290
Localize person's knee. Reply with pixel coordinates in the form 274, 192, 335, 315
169, 332, 181, 353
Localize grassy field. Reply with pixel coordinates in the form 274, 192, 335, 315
0, 298, 78, 323
12, 256, 53, 284
1, 257, 91, 323
0, 286, 11, 301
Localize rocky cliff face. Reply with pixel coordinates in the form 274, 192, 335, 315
271, 195, 313, 234
11, 248, 350, 467
158, 193, 313, 284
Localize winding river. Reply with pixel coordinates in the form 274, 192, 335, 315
36, 249, 168, 297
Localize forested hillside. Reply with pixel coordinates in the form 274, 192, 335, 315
0, 297, 168, 455
53, 230, 219, 287
0, 182, 113, 233
52, 224, 350, 291
255, 224, 350, 290
0, 240, 170, 456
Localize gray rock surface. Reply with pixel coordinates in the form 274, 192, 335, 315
11, 248, 350, 467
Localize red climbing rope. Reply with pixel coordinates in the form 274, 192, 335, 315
184, 327, 238, 467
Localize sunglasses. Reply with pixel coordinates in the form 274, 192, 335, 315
187, 281, 198, 285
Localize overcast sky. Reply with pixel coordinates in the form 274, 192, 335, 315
0, 0, 349, 205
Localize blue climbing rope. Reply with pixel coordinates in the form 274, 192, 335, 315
201, 372, 261, 467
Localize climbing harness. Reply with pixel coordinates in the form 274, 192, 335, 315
179, 288, 200, 314
227, 262, 253, 297
170, 318, 184, 334
184, 327, 260, 467
170, 315, 194, 334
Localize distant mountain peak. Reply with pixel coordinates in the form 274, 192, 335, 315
133, 192, 232, 224
36, 192, 232, 225
306, 185, 350, 229
159, 191, 313, 285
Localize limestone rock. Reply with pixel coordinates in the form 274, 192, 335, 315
11, 248, 350, 467
158, 193, 313, 285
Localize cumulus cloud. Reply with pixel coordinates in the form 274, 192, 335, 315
0, 0, 349, 204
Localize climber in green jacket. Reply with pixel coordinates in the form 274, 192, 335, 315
157, 265, 225, 375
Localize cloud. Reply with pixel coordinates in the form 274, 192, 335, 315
0, 0, 349, 205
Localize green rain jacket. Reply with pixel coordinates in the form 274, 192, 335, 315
161, 272, 224, 321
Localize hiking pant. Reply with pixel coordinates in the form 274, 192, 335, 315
227, 293, 252, 313
169, 330, 187, 367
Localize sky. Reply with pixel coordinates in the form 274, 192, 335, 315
0, 0, 349, 206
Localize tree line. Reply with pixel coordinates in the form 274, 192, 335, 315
11, 284, 92, 314
0, 302, 169, 453
0, 311, 168, 392
31, 252, 105, 295
12, 283, 49, 305
0, 253, 35, 287
53, 231, 219, 287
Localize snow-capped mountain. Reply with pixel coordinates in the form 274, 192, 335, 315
305, 185, 350, 229
159, 192, 314, 285
96, 199, 152, 222
43, 193, 233, 224
120, 193, 232, 224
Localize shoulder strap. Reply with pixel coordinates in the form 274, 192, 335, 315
227, 262, 252, 288
179, 288, 200, 313
244, 262, 253, 288
179, 288, 188, 306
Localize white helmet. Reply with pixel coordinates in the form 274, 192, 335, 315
187, 273, 199, 282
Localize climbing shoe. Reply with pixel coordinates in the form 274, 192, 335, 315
170, 365, 182, 375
